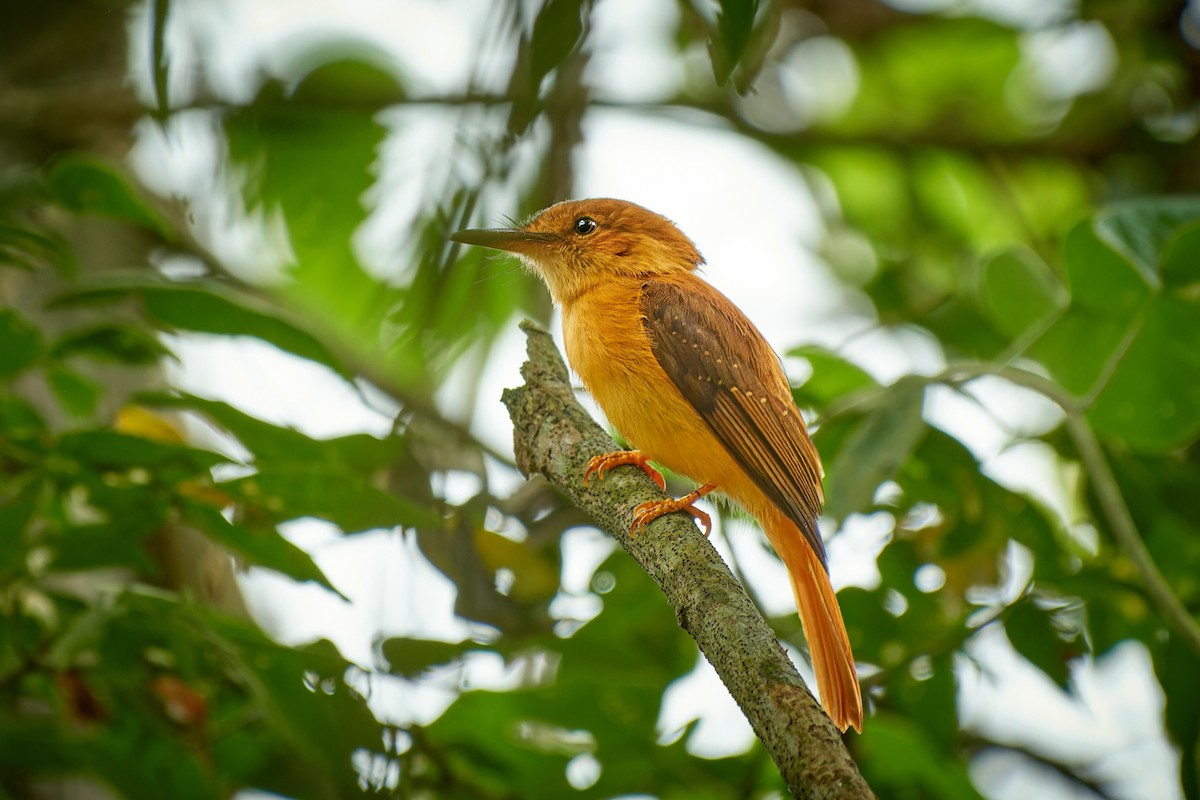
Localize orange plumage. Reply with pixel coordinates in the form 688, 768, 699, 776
453, 198, 863, 733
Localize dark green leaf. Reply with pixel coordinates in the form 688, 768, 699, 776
836, 18, 1023, 142
0, 309, 41, 379
380, 637, 472, 678
529, 0, 586, 89
56, 430, 228, 475
858, 714, 985, 800
179, 499, 344, 597
51, 323, 174, 365
45, 154, 172, 238
1162, 224, 1200, 287
46, 366, 100, 417
1064, 219, 1152, 316
1026, 307, 1128, 398
424, 553, 699, 799
0, 396, 46, 442
1006, 598, 1073, 689
138, 391, 411, 473
227, 467, 440, 533
824, 377, 927, 520
224, 74, 391, 340
196, 611, 383, 799
1025, 207, 1200, 449
789, 345, 878, 408
1094, 198, 1200, 284
0, 479, 40, 577
0, 224, 74, 274
0, 227, 36, 271
709, 0, 761, 87
979, 247, 1065, 339
52, 277, 355, 383
885, 652, 959, 751
1159, 637, 1200, 800
1029, 220, 1154, 395
47, 522, 161, 574
1086, 294, 1200, 450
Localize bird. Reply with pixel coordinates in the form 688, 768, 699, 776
451, 198, 863, 733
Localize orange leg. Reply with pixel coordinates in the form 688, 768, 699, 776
584, 450, 666, 490
632, 482, 717, 537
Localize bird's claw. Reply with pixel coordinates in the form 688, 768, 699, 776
629, 482, 717, 537
584, 450, 666, 490
630, 499, 712, 537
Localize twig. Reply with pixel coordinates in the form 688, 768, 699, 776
935, 362, 1200, 660
501, 321, 874, 800
1064, 413, 1200, 658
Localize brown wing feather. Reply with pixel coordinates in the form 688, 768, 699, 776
640, 279, 828, 568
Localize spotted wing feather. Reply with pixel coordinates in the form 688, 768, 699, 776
640, 280, 828, 568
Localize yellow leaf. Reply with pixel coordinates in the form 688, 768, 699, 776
473, 529, 559, 604
114, 406, 185, 443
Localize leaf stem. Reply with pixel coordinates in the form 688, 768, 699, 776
936, 362, 1200, 659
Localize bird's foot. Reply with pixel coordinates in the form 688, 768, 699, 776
584, 450, 666, 490
631, 482, 717, 537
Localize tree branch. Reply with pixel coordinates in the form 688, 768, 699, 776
501, 321, 874, 800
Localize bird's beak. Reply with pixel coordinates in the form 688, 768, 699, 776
450, 227, 555, 255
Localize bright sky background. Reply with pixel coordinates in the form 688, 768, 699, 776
131, 1, 1180, 797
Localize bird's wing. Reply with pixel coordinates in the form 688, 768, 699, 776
640, 279, 828, 568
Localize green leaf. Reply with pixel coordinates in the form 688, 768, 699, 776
56, 430, 228, 475
46, 522, 160, 574
224, 74, 389, 336
1094, 198, 1200, 285
788, 345, 878, 408
1086, 294, 1200, 449
46, 366, 100, 417
380, 637, 471, 678
52, 277, 355, 383
824, 377, 927, 520
0, 223, 74, 275
45, 154, 172, 238
473, 528, 560, 604
858, 714, 985, 800
179, 500, 344, 597
0, 226, 37, 271
1006, 597, 1073, 689
979, 247, 1065, 339
1029, 211, 1200, 449
226, 467, 440, 534
1029, 205, 1200, 449
529, 0, 586, 90
1159, 637, 1200, 800
138, 391, 413, 474
0, 309, 41, 379
194, 610, 383, 798
423, 553, 697, 798
1065, 217, 1153, 316
709, 0, 761, 87
0, 396, 45, 443
0, 479, 40, 577
836, 18, 1023, 142
1053, 205, 1200, 449
1162, 223, 1200, 287
885, 652, 959, 751
51, 323, 174, 365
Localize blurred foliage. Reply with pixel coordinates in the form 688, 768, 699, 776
1, 0, 1199, 798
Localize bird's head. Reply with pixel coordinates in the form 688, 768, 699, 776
451, 198, 704, 305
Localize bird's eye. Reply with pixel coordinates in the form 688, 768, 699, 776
573, 216, 597, 236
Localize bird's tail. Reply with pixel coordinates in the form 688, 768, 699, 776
771, 517, 863, 733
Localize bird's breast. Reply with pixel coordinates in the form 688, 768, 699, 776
560, 282, 741, 488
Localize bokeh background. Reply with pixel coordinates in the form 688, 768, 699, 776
2, 0, 1200, 798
